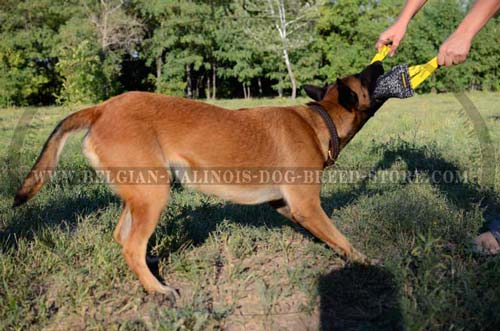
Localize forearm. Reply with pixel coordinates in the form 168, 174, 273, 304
454, 0, 500, 40
395, 0, 427, 26
375, 0, 427, 53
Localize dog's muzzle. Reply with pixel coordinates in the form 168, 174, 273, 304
373, 64, 415, 100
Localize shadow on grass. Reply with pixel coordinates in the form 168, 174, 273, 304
318, 264, 403, 331
0, 187, 118, 252
2, 138, 498, 330
6, 139, 495, 250
368, 140, 496, 210
4, 140, 497, 258
152, 197, 310, 254
322, 139, 499, 225
316, 140, 498, 330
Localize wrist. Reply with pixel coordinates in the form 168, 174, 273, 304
393, 17, 410, 29
453, 25, 476, 41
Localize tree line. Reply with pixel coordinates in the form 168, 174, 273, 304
0, 0, 498, 106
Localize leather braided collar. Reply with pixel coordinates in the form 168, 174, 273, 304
307, 102, 340, 168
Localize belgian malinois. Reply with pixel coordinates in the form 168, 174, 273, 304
14, 62, 385, 298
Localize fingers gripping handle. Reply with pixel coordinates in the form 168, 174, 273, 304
371, 45, 391, 64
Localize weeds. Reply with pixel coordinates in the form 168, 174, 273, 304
1, 93, 499, 330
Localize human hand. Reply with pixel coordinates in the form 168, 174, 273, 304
437, 32, 472, 67
375, 22, 407, 56
474, 231, 500, 255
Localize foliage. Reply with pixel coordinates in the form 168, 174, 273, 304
0, 0, 498, 106
55, 40, 106, 104
214, 12, 264, 98
316, 0, 401, 80
55, 0, 145, 103
0, 0, 68, 105
240, 0, 324, 98
138, 0, 228, 97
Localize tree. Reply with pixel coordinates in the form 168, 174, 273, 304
139, 0, 231, 98
242, 0, 322, 98
0, 0, 497, 106
214, 5, 264, 99
0, 0, 69, 106
468, 13, 500, 91
80, 0, 144, 98
55, 40, 105, 104
53, 0, 144, 103
83, 0, 144, 53
316, 0, 401, 82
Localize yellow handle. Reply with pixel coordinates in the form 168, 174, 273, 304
370, 45, 391, 64
408, 57, 438, 88
370, 46, 439, 90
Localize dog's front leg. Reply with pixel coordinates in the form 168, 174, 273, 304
281, 186, 369, 264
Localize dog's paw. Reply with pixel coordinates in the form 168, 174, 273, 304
145, 284, 180, 304
349, 249, 369, 264
145, 284, 180, 306
144, 288, 179, 307
347, 256, 383, 268
348, 249, 384, 267
368, 257, 384, 266
159, 284, 181, 302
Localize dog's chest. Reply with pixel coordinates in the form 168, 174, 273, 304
199, 185, 282, 205
171, 168, 281, 204
168, 155, 284, 205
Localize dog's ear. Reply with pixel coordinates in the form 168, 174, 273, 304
336, 78, 358, 111
303, 84, 327, 101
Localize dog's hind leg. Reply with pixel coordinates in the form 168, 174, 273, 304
269, 199, 294, 221
282, 186, 369, 264
113, 204, 132, 246
120, 184, 178, 298
114, 203, 162, 264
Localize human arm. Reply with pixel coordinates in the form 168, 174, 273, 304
438, 0, 500, 66
375, 0, 427, 55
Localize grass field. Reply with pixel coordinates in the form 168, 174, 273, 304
1, 92, 499, 331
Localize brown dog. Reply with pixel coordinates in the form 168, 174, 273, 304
14, 62, 385, 297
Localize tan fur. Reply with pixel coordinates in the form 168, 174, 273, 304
14, 105, 102, 206
15, 65, 384, 296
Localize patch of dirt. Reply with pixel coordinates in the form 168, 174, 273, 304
41, 282, 155, 331
165, 233, 344, 330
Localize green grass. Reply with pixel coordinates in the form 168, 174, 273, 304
1, 92, 500, 330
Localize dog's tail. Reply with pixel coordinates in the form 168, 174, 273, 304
13, 105, 102, 207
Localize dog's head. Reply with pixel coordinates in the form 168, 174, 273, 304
304, 61, 385, 116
